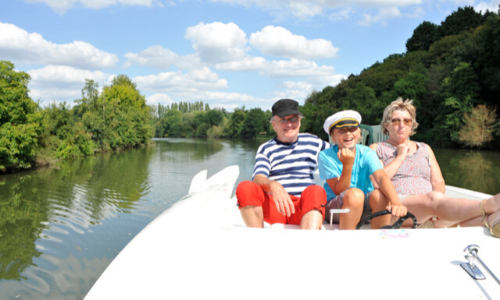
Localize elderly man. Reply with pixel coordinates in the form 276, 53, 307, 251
236, 99, 330, 229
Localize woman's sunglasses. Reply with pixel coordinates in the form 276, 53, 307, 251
390, 118, 412, 126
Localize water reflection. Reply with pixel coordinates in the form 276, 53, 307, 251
0, 138, 262, 299
434, 149, 500, 195
4, 138, 495, 299
0, 177, 48, 281
156, 138, 224, 162
0, 145, 154, 293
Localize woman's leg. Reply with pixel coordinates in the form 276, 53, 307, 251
403, 192, 500, 228
339, 188, 365, 230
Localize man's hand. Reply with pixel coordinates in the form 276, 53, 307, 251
337, 148, 355, 167
386, 204, 407, 217
270, 181, 295, 217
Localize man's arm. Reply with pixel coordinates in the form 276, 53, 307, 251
253, 174, 295, 217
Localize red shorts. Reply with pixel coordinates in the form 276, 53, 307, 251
236, 181, 326, 225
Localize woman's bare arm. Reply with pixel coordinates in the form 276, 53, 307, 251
426, 145, 445, 193
369, 143, 407, 179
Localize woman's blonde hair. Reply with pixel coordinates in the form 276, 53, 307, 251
381, 97, 419, 136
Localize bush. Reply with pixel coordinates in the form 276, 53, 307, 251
458, 105, 497, 148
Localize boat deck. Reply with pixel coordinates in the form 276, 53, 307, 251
86, 166, 500, 300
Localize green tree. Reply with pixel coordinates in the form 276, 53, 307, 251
195, 122, 210, 137
223, 108, 246, 138
182, 112, 195, 137
442, 62, 480, 102
476, 13, 500, 105
435, 6, 486, 40
342, 83, 382, 125
207, 125, 224, 138
112, 74, 137, 89
406, 21, 438, 52
240, 108, 267, 139
164, 109, 183, 137
0, 61, 43, 170
206, 109, 223, 126
192, 111, 207, 128
393, 71, 428, 103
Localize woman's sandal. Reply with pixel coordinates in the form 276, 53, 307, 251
481, 200, 500, 238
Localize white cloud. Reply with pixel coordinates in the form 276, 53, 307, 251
23, 0, 155, 14
283, 74, 345, 93
124, 46, 178, 69
147, 93, 175, 105
271, 76, 345, 104
185, 22, 248, 64
329, 8, 353, 21
208, 0, 421, 18
215, 56, 267, 71
22, 0, 426, 18
269, 89, 310, 103
263, 59, 337, 78
249, 26, 339, 59
405, 6, 425, 18
475, 1, 500, 14
314, 73, 347, 87
359, 6, 402, 26
216, 57, 345, 83
124, 45, 203, 70
28, 65, 110, 86
289, 2, 323, 18
27, 65, 112, 102
133, 67, 228, 94
0, 23, 118, 69
281, 81, 313, 90
438, 0, 475, 5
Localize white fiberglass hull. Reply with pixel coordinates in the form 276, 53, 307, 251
86, 165, 500, 299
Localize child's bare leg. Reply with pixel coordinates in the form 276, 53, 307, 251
339, 188, 364, 230
369, 189, 391, 229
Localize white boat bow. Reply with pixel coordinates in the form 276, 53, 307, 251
86, 165, 500, 300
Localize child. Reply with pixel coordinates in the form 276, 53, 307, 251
318, 110, 407, 229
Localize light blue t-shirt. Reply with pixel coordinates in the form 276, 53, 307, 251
318, 144, 382, 200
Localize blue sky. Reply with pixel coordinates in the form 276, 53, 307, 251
1, 0, 499, 112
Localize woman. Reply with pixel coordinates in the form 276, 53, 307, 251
369, 97, 500, 237
318, 110, 407, 230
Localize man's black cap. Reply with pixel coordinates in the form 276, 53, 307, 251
272, 99, 302, 117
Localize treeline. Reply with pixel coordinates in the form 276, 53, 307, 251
0, 62, 154, 171
301, 6, 500, 149
151, 104, 273, 139
3, 6, 499, 170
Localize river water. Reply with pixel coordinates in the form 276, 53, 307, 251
0, 138, 499, 299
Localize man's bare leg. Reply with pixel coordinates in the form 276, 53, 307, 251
300, 209, 323, 230
240, 205, 264, 228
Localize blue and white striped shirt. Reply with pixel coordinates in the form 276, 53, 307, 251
252, 133, 330, 196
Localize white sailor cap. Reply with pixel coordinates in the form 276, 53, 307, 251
323, 110, 362, 135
